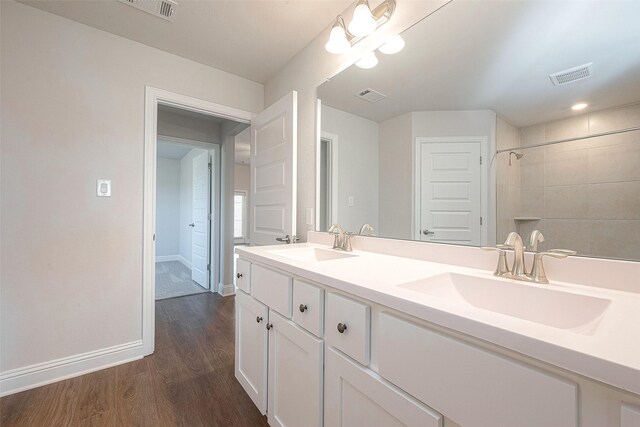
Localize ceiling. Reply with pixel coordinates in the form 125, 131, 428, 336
318, 0, 640, 127
20, 0, 352, 83
157, 141, 197, 159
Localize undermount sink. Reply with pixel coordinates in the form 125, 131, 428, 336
269, 247, 358, 263
398, 273, 611, 332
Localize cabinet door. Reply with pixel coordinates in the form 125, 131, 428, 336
235, 290, 269, 414
268, 310, 323, 427
324, 348, 442, 427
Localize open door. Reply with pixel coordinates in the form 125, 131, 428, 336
250, 91, 297, 246
191, 151, 210, 287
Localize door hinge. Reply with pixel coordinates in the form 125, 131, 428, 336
480, 217, 483, 225
207, 264, 211, 271
480, 156, 483, 165
208, 162, 212, 170
208, 213, 212, 221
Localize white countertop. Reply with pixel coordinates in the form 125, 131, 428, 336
236, 242, 640, 396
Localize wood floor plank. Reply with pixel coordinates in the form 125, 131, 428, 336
0, 293, 268, 427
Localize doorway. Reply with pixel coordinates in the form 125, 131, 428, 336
155, 137, 215, 300
143, 87, 253, 356
317, 132, 339, 232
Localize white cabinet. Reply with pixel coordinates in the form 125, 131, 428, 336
267, 310, 324, 427
236, 258, 251, 292
235, 290, 269, 414
324, 348, 442, 427
251, 264, 292, 317
293, 279, 324, 337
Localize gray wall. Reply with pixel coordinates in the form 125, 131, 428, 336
0, 1, 262, 375
321, 105, 379, 234
156, 157, 181, 257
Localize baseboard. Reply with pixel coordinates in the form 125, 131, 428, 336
177, 255, 191, 270
0, 340, 143, 397
218, 282, 236, 296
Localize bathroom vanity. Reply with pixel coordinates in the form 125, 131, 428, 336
235, 233, 640, 427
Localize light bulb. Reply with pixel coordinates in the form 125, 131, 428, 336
356, 51, 378, 69
325, 18, 351, 54
379, 35, 405, 54
571, 103, 588, 111
348, 0, 377, 37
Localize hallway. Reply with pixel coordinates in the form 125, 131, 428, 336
0, 294, 268, 427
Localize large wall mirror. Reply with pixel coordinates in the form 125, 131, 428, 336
316, 0, 640, 261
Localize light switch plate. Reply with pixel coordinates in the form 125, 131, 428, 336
348, 196, 355, 207
97, 179, 111, 197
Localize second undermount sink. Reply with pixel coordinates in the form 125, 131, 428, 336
269, 247, 358, 263
398, 273, 611, 332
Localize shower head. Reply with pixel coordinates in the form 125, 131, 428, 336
508, 151, 524, 166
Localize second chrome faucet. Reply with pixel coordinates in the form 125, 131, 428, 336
485, 230, 576, 284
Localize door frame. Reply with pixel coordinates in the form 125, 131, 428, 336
318, 132, 339, 231
412, 136, 490, 246
143, 86, 253, 356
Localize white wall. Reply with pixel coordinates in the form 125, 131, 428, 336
0, 0, 262, 386
321, 105, 379, 233
264, 0, 449, 240
378, 113, 413, 239
156, 157, 181, 257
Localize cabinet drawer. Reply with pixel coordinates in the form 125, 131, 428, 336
378, 312, 578, 427
236, 258, 251, 293
293, 279, 324, 337
325, 293, 370, 365
251, 264, 292, 318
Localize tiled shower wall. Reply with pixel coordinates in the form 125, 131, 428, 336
497, 102, 640, 260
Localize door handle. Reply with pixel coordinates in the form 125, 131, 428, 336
423, 229, 435, 235
188, 223, 195, 227
275, 235, 300, 244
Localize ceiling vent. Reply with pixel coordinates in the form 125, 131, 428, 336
118, 0, 177, 21
355, 88, 387, 103
549, 63, 593, 86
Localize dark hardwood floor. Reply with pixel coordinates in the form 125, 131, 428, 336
0, 293, 269, 427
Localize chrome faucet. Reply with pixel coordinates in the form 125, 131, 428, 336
328, 224, 354, 252
528, 229, 546, 251
504, 232, 527, 277
359, 223, 375, 236
484, 231, 576, 284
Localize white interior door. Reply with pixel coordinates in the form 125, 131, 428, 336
191, 151, 210, 287
419, 141, 481, 245
250, 91, 297, 246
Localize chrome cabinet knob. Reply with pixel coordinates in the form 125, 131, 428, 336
299, 304, 308, 313
256, 316, 262, 323
266, 323, 273, 331
337, 323, 347, 334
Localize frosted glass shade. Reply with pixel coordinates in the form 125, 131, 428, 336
348, 2, 376, 37
325, 24, 351, 54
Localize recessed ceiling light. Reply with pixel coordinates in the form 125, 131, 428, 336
571, 103, 588, 111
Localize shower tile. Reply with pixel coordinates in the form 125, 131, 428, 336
519, 186, 544, 218
544, 185, 588, 219
589, 142, 640, 183
589, 182, 640, 220
589, 220, 640, 260
545, 115, 589, 142
545, 149, 588, 186
544, 219, 590, 255
589, 103, 640, 134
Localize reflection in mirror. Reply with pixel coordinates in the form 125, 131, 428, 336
316, 0, 640, 260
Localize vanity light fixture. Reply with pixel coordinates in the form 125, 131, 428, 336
324, 0, 396, 54
355, 51, 378, 69
571, 102, 588, 111
325, 16, 351, 54
378, 35, 405, 54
